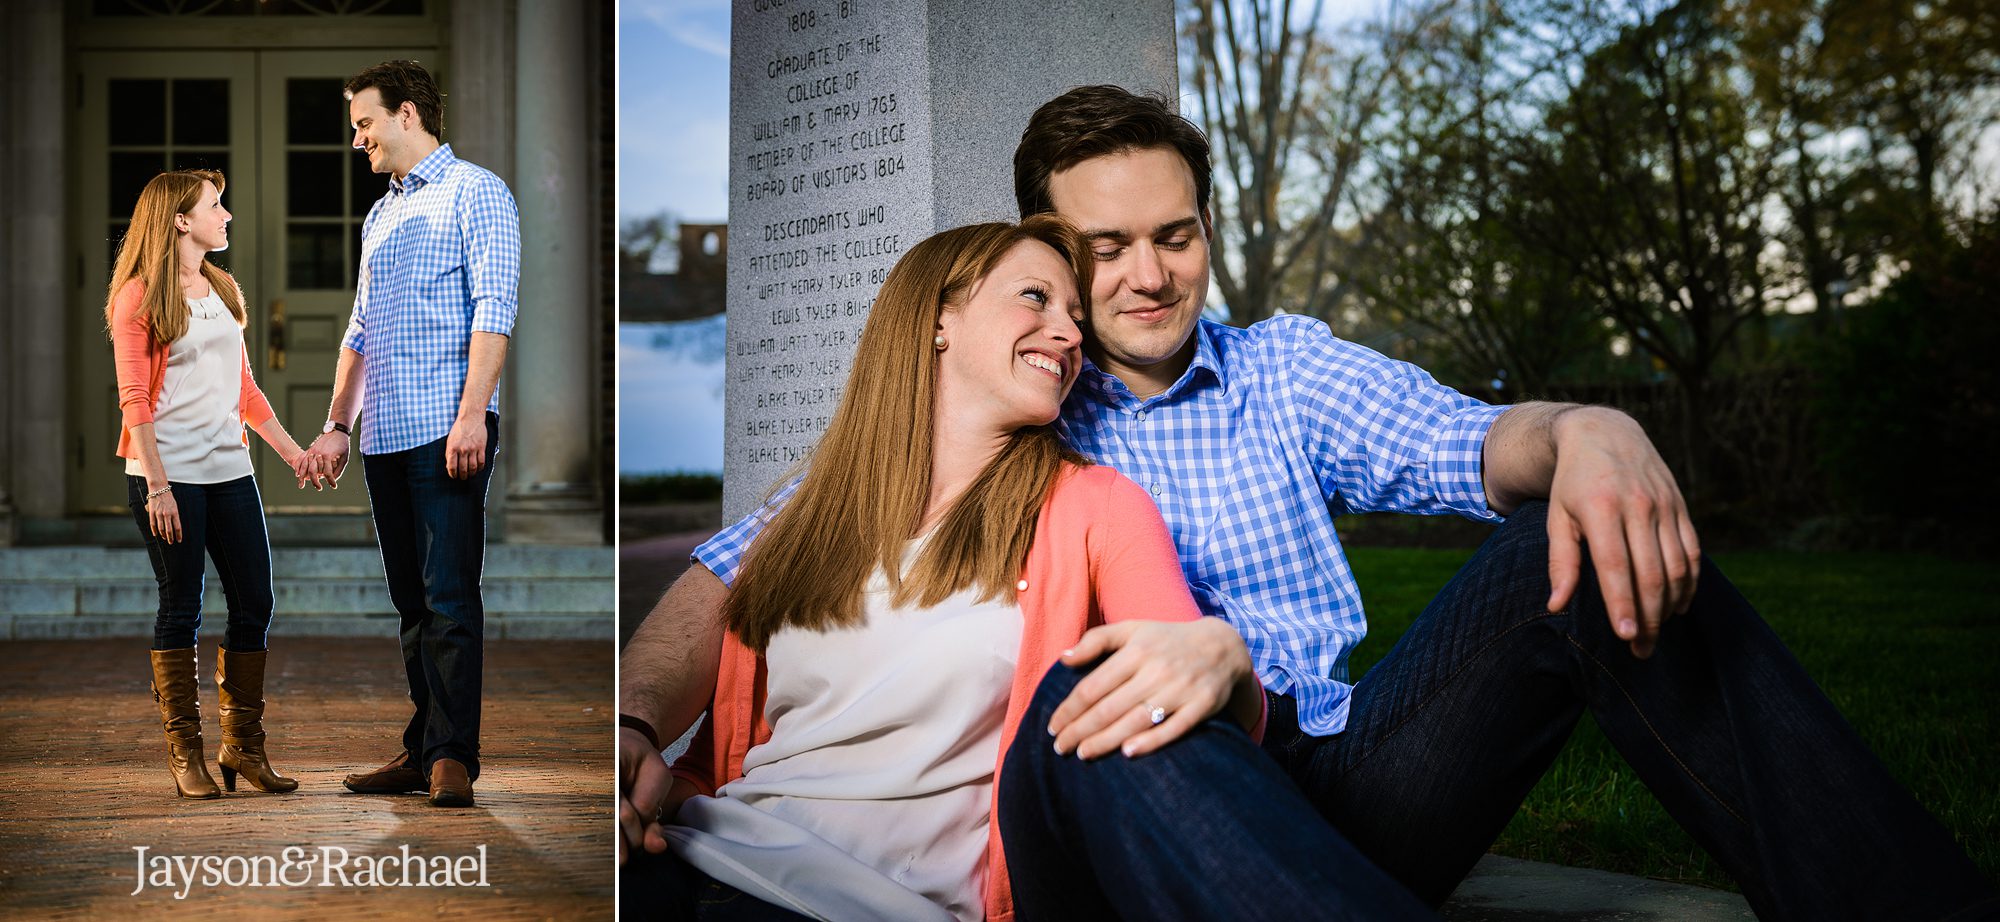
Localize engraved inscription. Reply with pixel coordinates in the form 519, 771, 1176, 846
729, 0, 930, 513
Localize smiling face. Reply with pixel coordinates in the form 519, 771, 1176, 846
1046, 146, 1211, 396
935, 238, 1085, 435
177, 180, 231, 253
348, 87, 422, 177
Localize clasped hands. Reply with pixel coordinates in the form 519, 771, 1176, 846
288, 414, 489, 490
293, 432, 349, 491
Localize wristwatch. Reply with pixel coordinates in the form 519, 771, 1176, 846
321, 420, 350, 436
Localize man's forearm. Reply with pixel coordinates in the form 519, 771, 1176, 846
619, 565, 727, 742
1486, 401, 1644, 515
326, 347, 366, 426
456, 331, 509, 421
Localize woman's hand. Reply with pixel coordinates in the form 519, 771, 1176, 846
279, 429, 307, 470
1048, 617, 1259, 760
146, 486, 183, 545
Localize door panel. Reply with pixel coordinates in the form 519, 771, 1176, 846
255, 50, 430, 513
72, 52, 257, 513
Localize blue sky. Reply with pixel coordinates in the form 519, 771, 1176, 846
619, 0, 730, 475
620, 0, 730, 224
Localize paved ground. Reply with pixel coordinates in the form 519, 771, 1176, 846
0, 638, 612, 920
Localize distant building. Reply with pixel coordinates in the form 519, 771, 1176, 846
622, 222, 726, 323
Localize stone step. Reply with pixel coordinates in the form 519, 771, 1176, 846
1, 575, 611, 616
0, 545, 611, 580
0, 612, 609, 641
0, 545, 612, 640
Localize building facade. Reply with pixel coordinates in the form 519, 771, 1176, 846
1, 0, 612, 546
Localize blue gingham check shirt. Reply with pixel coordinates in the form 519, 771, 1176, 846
342, 144, 520, 455
695, 315, 1506, 737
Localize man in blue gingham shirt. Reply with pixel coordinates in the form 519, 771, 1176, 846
299, 61, 516, 809
662, 87, 1996, 914
1053, 315, 1508, 736
338, 141, 519, 454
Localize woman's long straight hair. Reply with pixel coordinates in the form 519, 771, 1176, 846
723, 216, 1094, 652
104, 169, 246, 346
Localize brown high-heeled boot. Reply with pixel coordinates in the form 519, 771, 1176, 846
214, 647, 298, 793
149, 648, 221, 800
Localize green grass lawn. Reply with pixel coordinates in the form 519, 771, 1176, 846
1345, 546, 1999, 889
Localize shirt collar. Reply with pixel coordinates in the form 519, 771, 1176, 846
388, 143, 456, 195
1075, 318, 1227, 407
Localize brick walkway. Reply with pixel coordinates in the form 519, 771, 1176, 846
0, 638, 612, 920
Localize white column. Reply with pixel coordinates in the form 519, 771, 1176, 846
505, 0, 602, 543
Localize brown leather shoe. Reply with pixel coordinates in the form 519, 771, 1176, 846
343, 751, 426, 794
428, 757, 474, 808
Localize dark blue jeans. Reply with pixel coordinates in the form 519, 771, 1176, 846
125, 473, 273, 652
619, 849, 813, 921
1260, 501, 1996, 920
999, 662, 1436, 921
361, 412, 496, 781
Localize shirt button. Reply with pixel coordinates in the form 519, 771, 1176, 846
1150, 483, 1162, 495
1016, 579, 1029, 591
1136, 410, 1148, 420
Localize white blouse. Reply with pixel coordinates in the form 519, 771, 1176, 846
125, 290, 253, 484
667, 547, 1023, 922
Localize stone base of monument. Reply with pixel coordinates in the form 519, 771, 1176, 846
1443, 854, 1753, 920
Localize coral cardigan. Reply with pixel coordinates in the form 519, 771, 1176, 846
672, 464, 1267, 922
108, 278, 275, 461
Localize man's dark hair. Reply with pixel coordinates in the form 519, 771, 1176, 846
1014, 85, 1212, 219
344, 60, 444, 139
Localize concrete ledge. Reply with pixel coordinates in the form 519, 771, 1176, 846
1444, 854, 1752, 920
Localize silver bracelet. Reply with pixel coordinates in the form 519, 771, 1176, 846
146, 484, 172, 500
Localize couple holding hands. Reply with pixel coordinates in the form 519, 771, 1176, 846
616, 87, 1995, 920
109, 61, 517, 810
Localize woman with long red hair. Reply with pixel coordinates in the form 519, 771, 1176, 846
107, 169, 305, 800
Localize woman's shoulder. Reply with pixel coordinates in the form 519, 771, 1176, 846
1046, 462, 1153, 514
112, 276, 147, 306
108, 277, 149, 326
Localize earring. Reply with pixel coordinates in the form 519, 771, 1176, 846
934, 335, 947, 351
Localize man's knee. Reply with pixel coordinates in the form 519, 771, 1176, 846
1024, 661, 1087, 723
1491, 500, 1552, 555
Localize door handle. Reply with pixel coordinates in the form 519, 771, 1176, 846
268, 298, 287, 371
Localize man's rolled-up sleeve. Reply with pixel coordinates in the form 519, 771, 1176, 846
462, 172, 521, 337
1428, 402, 1508, 522
1288, 318, 1504, 522
690, 476, 803, 587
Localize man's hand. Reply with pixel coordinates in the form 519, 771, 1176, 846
1047, 618, 1257, 760
617, 727, 689, 865
1542, 408, 1701, 659
445, 414, 487, 479
294, 432, 350, 491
